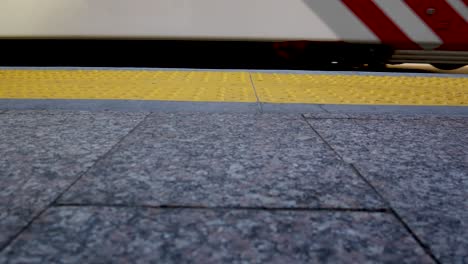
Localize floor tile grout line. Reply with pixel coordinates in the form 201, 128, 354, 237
301, 115, 388, 207
301, 114, 441, 264
348, 164, 442, 264
248, 72, 263, 113
317, 105, 330, 113
394, 215, 442, 263
53, 203, 390, 213
0, 112, 152, 254
52, 113, 152, 204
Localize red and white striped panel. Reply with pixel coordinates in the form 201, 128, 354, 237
307, 0, 468, 50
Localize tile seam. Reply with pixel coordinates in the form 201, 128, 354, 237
0, 112, 152, 253
248, 72, 263, 113
302, 115, 385, 205
317, 105, 330, 113
52, 203, 390, 213
348, 164, 442, 264
52, 112, 152, 204
302, 115, 441, 264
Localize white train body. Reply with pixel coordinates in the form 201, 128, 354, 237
1, 0, 467, 66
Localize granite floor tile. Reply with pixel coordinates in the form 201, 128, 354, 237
59, 113, 384, 209
0, 111, 147, 249
307, 116, 468, 264
0, 206, 434, 264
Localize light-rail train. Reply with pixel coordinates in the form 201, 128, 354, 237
1, 0, 467, 69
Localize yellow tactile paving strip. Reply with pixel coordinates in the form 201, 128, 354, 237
252, 73, 468, 106
0, 70, 256, 102
0, 69, 467, 106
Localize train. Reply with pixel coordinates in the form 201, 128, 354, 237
1, 0, 467, 69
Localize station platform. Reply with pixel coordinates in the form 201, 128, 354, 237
0, 67, 467, 263
0, 67, 467, 114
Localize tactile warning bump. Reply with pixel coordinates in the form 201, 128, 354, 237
251, 73, 468, 106
0, 70, 257, 102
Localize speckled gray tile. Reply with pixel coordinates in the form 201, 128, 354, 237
307, 116, 468, 264
0, 111, 146, 249
59, 113, 384, 209
0, 207, 434, 264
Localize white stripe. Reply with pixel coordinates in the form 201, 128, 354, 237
447, 0, 468, 22
373, 0, 443, 49
303, 0, 380, 42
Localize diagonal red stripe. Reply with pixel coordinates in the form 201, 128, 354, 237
463, 0, 468, 7
341, 0, 420, 49
405, 0, 468, 50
